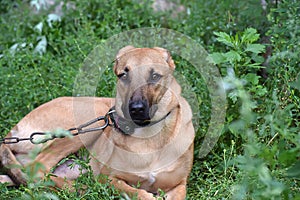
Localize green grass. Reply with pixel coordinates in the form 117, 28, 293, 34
1, 0, 299, 199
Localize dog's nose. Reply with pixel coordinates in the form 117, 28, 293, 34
129, 100, 147, 117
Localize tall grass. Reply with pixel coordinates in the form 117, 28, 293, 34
0, 0, 299, 199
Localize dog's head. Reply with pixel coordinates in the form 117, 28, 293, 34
113, 46, 181, 127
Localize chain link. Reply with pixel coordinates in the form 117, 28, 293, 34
0, 109, 116, 145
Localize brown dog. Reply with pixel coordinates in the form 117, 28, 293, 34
0, 46, 195, 200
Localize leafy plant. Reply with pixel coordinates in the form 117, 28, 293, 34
210, 28, 267, 103
211, 25, 300, 199
220, 72, 286, 199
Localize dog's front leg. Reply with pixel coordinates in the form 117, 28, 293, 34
33, 137, 84, 188
163, 180, 187, 200
110, 177, 157, 200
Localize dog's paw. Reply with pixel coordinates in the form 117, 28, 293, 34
0, 175, 15, 186
137, 190, 157, 200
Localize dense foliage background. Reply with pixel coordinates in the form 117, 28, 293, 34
0, 0, 299, 199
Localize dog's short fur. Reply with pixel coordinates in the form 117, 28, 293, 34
0, 46, 195, 200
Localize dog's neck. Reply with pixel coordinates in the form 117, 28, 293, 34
108, 107, 171, 135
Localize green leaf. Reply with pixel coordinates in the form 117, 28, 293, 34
289, 75, 300, 91
214, 31, 234, 47
279, 149, 298, 168
258, 165, 272, 184
228, 119, 245, 135
225, 50, 241, 63
245, 44, 265, 54
241, 28, 260, 43
209, 52, 226, 64
287, 160, 300, 179
247, 63, 264, 69
256, 86, 267, 96
252, 55, 265, 64
244, 73, 260, 85
228, 90, 238, 103
51, 128, 74, 138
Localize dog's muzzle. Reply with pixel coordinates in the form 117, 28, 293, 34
128, 99, 151, 126
109, 106, 171, 135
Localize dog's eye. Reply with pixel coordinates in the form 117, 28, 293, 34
150, 73, 161, 82
117, 73, 128, 80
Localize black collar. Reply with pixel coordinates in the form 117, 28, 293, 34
108, 107, 171, 135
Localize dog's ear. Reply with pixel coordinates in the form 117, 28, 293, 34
114, 45, 135, 74
116, 45, 135, 59
153, 47, 175, 70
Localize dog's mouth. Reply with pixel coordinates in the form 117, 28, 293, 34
112, 102, 160, 134
132, 118, 151, 126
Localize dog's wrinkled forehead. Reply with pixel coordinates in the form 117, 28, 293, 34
114, 46, 175, 74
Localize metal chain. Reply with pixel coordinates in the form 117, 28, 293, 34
0, 109, 116, 145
